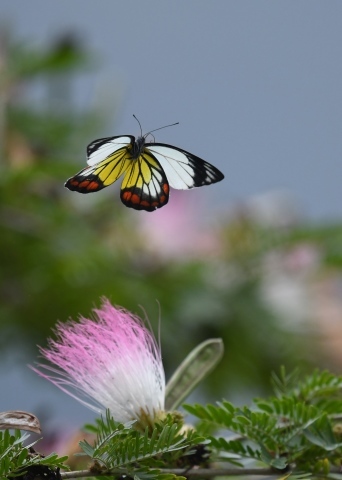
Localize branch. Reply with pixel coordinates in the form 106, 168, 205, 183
60, 467, 282, 478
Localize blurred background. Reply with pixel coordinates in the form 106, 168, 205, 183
1, 0, 342, 456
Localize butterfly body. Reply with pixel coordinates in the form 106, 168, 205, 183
131, 135, 147, 158
65, 133, 224, 211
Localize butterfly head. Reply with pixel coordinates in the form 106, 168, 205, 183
131, 115, 179, 159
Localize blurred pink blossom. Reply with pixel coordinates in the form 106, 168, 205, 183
137, 190, 221, 260
32, 299, 165, 424
261, 243, 321, 327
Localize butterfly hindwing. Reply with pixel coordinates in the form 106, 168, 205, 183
120, 151, 169, 211
145, 143, 224, 190
65, 145, 132, 193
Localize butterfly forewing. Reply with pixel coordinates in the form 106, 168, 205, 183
120, 151, 169, 211
87, 136, 134, 166
145, 144, 224, 190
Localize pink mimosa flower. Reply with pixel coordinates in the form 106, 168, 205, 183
32, 299, 165, 425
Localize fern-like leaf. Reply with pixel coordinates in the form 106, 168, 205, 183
80, 414, 204, 471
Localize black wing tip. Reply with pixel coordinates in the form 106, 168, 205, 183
194, 166, 224, 187
65, 178, 76, 191
206, 163, 224, 184
215, 170, 225, 182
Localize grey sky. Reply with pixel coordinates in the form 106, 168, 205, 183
1, 0, 341, 220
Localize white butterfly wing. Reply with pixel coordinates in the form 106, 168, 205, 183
146, 144, 224, 190
87, 136, 134, 166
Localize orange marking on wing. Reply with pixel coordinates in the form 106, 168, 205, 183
122, 191, 132, 201
87, 181, 100, 191
79, 180, 91, 188
162, 183, 169, 194
131, 194, 141, 204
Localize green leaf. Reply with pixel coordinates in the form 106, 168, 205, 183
303, 414, 342, 451
79, 439, 95, 458
260, 445, 288, 469
165, 339, 224, 411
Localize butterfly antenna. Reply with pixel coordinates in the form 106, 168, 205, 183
133, 114, 143, 137
146, 121, 179, 137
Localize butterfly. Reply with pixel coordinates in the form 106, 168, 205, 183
65, 118, 224, 212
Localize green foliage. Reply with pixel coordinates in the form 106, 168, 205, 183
0, 29, 121, 347
79, 411, 204, 480
286, 224, 342, 268
184, 368, 342, 477
3, 370, 342, 479
0, 429, 67, 479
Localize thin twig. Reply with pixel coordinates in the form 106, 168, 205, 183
60, 467, 281, 478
